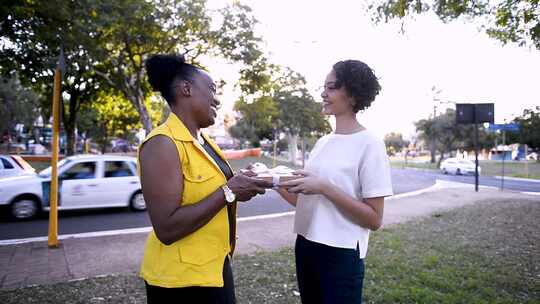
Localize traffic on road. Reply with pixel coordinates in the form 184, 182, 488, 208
0, 167, 538, 241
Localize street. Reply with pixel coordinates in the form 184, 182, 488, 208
0, 168, 538, 240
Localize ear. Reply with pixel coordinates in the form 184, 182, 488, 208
179, 80, 192, 97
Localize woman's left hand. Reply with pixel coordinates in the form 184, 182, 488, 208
278, 170, 327, 195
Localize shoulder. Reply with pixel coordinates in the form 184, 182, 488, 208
139, 135, 178, 164
356, 130, 385, 146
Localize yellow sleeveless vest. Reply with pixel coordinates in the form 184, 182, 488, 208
138, 113, 237, 288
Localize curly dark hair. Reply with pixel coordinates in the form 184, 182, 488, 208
145, 54, 199, 106
332, 60, 381, 113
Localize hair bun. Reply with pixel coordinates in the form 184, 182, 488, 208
145, 54, 186, 92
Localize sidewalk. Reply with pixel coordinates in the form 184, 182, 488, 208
0, 182, 538, 290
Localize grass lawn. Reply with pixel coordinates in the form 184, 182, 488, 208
1, 198, 538, 303
391, 159, 540, 180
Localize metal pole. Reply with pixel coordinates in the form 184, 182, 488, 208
48, 65, 61, 248
473, 104, 479, 192
524, 144, 529, 177
501, 130, 506, 191
474, 122, 479, 192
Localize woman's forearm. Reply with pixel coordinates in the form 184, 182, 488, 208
321, 184, 383, 230
275, 188, 298, 206
153, 189, 227, 245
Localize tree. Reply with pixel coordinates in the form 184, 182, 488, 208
507, 106, 540, 150
78, 91, 166, 153
231, 63, 330, 162
0, 75, 40, 148
369, 0, 539, 49
230, 95, 279, 147
93, 0, 264, 134
384, 132, 410, 155
1, 0, 264, 154
415, 108, 494, 165
1, 0, 107, 155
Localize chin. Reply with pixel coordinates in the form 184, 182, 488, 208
322, 108, 334, 116
206, 117, 216, 127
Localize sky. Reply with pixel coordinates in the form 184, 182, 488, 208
205, 0, 540, 140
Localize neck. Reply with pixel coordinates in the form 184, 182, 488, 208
334, 112, 362, 134
172, 107, 199, 138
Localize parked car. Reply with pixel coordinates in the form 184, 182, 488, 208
440, 158, 481, 175
0, 154, 145, 220
0, 155, 36, 179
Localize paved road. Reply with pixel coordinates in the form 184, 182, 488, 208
1, 169, 537, 240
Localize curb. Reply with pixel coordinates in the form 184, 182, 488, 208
493, 176, 540, 183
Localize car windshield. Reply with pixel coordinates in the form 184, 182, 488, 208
459, 160, 473, 164
38, 159, 72, 177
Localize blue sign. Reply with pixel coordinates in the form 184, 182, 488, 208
487, 123, 520, 132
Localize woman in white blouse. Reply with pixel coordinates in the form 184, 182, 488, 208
278, 60, 393, 304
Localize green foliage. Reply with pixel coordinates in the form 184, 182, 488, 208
78, 92, 166, 152
370, 0, 539, 49
1, 0, 265, 154
232, 63, 330, 148
230, 95, 279, 146
92, 0, 265, 133
384, 132, 410, 154
1, 0, 112, 154
507, 106, 540, 150
415, 108, 495, 163
0, 75, 40, 137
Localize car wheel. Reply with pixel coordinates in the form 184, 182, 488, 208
456, 168, 461, 175
442, 168, 448, 174
11, 198, 39, 220
130, 191, 146, 211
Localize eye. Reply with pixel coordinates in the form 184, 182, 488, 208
324, 82, 338, 90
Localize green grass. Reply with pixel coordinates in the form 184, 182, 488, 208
1, 198, 538, 303
390, 160, 439, 171
391, 159, 540, 180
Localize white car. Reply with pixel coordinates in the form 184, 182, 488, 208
0, 155, 36, 179
440, 158, 481, 175
0, 154, 146, 220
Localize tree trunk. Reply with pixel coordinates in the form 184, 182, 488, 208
430, 141, 437, 163
287, 133, 298, 164
62, 91, 80, 156
437, 150, 445, 168
301, 137, 306, 168
126, 88, 153, 134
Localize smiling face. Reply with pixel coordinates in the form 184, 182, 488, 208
189, 70, 220, 128
320, 69, 355, 116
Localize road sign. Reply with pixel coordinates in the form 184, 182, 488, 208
456, 103, 494, 124
487, 123, 520, 132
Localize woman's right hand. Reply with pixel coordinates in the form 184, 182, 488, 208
227, 174, 273, 202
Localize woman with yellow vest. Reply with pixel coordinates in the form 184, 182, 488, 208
139, 54, 273, 303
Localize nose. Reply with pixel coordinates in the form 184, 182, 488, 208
213, 97, 221, 108
321, 89, 327, 99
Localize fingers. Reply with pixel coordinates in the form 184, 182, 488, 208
287, 185, 303, 194
253, 178, 274, 188
278, 178, 304, 188
293, 170, 310, 176
241, 170, 258, 177
253, 186, 266, 195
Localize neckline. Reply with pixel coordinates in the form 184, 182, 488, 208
330, 129, 367, 137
